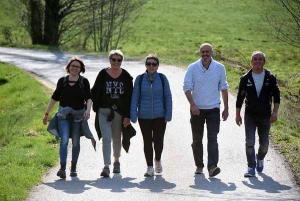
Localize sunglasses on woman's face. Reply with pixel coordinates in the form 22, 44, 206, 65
111, 58, 122, 62
146, 62, 158, 67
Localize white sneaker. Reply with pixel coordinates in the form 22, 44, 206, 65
144, 166, 154, 177
154, 159, 163, 173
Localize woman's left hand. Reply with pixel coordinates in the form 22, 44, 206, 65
123, 117, 130, 127
84, 111, 90, 120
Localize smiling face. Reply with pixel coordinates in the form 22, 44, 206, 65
109, 54, 123, 70
251, 53, 265, 73
69, 60, 82, 76
145, 58, 159, 74
200, 45, 213, 63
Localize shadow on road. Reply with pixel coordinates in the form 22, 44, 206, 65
242, 173, 292, 193
189, 174, 237, 194
137, 175, 176, 192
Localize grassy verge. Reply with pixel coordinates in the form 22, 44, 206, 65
0, 62, 58, 201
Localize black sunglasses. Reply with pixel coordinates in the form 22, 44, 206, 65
111, 58, 122, 62
146, 62, 158, 67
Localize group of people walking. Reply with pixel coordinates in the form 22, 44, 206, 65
42, 43, 280, 179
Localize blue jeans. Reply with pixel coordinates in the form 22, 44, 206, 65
244, 114, 270, 168
190, 108, 220, 169
58, 116, 81, 165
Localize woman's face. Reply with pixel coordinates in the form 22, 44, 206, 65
145, 58, 159, 74
69, 60, 81, 76
109, 54, 122, 70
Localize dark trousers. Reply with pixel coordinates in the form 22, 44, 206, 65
190, 108, 220, 169
244, 114, 270, 168
138, 118, 167, 166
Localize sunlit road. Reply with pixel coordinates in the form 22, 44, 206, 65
0, 47, 299, 201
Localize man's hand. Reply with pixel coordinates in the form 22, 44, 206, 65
222, 109, 229, 121
191, 105, 200, 116
235, 115, 242, 126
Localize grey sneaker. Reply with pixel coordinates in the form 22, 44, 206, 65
100, 166, 110, 177
113, 161, 120, 173
154, 159, 162, 173
195, 167, 203, 174
209, 165, 221, 177
144, 166, 154, 177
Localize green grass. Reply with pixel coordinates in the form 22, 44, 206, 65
0, 0, 299, 198
0, 63, 58, 201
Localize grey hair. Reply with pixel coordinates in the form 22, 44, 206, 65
251, 51, 266, 60
108, 49, 124, 60
199, 43, 213, 52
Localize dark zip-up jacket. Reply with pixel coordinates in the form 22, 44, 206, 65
236, 69, 280, 119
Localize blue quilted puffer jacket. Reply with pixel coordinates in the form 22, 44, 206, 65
130, 71, 172, 123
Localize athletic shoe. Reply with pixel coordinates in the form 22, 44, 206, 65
244, 167, 255, 177
209, 165, 221, 177
144, 166, 154, 177
154, 159, 162, 173
256, 155, 264, 173
195, 167, 203, 174
100, 167, 110, 177
113, 161, 121, 173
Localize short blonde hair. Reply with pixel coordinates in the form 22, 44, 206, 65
251, 51, 266, 60
108, 49, 124, 61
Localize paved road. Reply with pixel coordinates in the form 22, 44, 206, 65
0, 47, 299, 201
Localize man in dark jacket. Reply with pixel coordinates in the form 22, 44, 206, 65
236, 51, 280, 177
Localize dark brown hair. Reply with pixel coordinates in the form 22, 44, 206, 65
64, 56, 85, 74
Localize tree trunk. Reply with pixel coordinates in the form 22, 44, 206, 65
29, 0, 43, 44
43, 0, 61, 45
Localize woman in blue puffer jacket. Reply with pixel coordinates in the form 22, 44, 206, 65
130, 54, 172, 177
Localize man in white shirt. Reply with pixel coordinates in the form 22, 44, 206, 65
183, 43, 229, 177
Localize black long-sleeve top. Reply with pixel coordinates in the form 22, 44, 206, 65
52, 76, 92, 110
236, 69, 280, 118
91, 68, 133, 118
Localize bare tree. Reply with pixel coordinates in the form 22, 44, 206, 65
12, 0, 148, 49
261, 0, 300, 48
83, 0, 148, 52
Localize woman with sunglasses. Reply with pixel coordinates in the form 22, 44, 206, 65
91, 49, 133, 177
43, 56, 94, 179
130, 54, 173, 177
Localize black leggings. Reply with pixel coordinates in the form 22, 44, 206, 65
138, 118, 167, 166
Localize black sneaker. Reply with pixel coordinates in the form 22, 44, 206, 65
57, 169, 66, 179
100, 167, 110, 177
209, 165, 221, 177
113, 162, 120, 173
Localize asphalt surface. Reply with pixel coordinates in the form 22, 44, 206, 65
0, 47, 299, 201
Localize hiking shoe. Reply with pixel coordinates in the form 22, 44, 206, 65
209, 165, 221, 177
100, 167, 110, 177
144, 167, 154, 177
154, 159, 162, 173
256, 155, 264, 173
195, 167, 203, 174
244, 167, 255, 177
113, 161, 121, 173
57, 169, 66, 179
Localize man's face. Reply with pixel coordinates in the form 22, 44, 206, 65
200, 45, 213, 62
251, 54, 265, 70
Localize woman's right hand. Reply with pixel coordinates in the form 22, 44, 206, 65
43, 115, 49, 125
